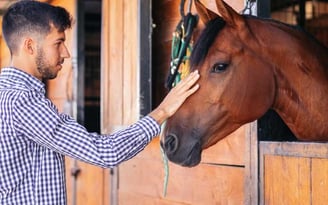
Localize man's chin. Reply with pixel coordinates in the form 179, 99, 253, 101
43, 73, 58, 80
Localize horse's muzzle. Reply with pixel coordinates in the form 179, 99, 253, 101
161, 133, 202, 167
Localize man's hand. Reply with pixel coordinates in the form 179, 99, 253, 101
149, 70, 200, 124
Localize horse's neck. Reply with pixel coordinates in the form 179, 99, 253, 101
251, 19, 328, 140
272, 47, 328, 141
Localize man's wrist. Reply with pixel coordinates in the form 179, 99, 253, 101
148, 108, 168, 125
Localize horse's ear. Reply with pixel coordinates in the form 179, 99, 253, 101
215, 0, 244, 26
194, 0, 219, 24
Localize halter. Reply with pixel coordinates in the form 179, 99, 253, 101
165, 0, 198, 90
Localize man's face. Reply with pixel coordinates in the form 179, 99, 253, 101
35, 26, 70, 80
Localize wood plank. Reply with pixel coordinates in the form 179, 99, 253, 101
244, 121, 258, 205
263, 155, 311, 205
119, 139, 244, 205
100, 0, 110, 133
103, 168, 111, 205
119, 192, 187, 205
201, 126, 245, 166
108, 0, 124, 126
101, 1, 127, 204
311, 158, 328, 205
100, 2, 112, 203
165, 163, 244, 205
123, 0, 138, 125
260, 141, 328, 158
73, 161, 105, 205
120, 161, 245, 205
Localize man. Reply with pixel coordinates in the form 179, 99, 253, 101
0, 1, 199, 204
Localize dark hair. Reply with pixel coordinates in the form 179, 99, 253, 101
190, 17, 226, 69
2, 0, 73, 54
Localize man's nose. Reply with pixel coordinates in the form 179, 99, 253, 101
61, 45, 71, 58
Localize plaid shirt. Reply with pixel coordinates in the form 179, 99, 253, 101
0, 67, 160, 205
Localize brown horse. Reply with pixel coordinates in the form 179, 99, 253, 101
161, 0, 328, 167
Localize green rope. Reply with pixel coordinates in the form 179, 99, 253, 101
160, 121, 169, 197
160, 145, 169, 196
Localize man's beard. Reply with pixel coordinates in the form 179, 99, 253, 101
36, 47, 57, 80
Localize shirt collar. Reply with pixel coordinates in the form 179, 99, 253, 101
0, 67, 46, 94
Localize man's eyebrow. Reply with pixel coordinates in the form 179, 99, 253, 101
56, 37, 66, 42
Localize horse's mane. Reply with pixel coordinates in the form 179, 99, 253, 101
262, 16, 328, 74
262, 16, 328, 51
190, 17, 226, 69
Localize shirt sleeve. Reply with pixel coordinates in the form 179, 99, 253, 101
13, 90, 161, 168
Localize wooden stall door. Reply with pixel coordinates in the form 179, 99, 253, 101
260, 142, 328, 205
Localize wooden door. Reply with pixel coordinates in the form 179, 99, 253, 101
260, 142, 328, 205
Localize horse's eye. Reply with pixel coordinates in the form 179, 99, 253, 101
211, 63, 228, 73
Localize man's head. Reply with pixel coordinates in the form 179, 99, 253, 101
2, 0, 72, 55
2, 0, 73, 80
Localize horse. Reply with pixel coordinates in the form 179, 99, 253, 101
161, 0, 328, 167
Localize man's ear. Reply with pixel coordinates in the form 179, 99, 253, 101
23, 38, 35, 54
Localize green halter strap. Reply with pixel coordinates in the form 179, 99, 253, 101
165, 1, 198, 90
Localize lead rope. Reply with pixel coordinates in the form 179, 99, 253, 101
159, 121, 169, 197
161, 0, 198, 197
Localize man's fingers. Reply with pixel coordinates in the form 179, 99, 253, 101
185, 83, 200, 97
174, 70, 200, 91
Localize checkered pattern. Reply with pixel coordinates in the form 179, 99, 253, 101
0, 67, 160, 204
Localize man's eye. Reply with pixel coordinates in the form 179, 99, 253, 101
211, 63, 228, 73
55, 41, 63, 47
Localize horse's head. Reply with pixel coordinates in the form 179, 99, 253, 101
161, 0, 277, 167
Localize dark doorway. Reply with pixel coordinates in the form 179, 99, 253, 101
78, 0, 101, 132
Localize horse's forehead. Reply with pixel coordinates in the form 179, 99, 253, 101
190, 17, 256, 69
215, 28, 245, 50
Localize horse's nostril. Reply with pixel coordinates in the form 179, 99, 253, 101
164, 133, 179, 154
